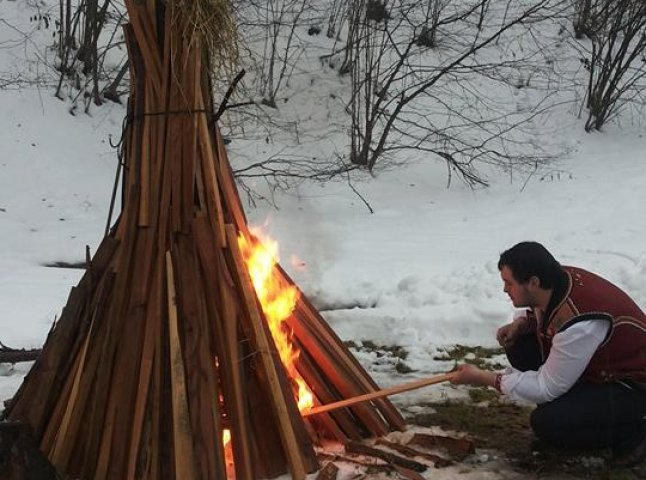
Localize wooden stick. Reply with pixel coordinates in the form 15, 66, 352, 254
166, 251, 198, 480
303, 373, 455, 417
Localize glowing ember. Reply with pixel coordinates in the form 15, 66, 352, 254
222, 429, 234, 477
238, 228, 314, 412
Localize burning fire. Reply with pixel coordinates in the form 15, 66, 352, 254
221, 228, 314, 474
238, 228, 314, 412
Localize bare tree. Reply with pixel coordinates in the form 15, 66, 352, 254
347, 0, 570, 186
578, 0, 646, 131
326, 0, 347, 38
416, 0, 450, 48
339, 0, 365, 75
236, 0, 312, 108
573, 0, 594, 38
55, 0, 127, 109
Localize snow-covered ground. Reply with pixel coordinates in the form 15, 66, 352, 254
1, 1, 646, 478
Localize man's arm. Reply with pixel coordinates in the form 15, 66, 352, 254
453, 318, 610, 403
501, 319, 609, 403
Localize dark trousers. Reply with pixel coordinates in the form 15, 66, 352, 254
507, 334, 646, 453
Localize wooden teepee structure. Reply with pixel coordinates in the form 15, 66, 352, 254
4, 2, 405, 479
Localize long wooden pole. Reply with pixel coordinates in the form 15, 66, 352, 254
166, 251, 198, 480
303, 372, 456, 417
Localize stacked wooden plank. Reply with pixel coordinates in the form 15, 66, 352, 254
4, 1, 405, 479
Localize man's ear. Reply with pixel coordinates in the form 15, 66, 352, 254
528, 275, 541, 289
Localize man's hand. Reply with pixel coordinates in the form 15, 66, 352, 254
450, 364, 497, 388
496, 316, 527, 348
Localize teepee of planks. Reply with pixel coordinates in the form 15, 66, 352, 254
4, 1, 405, 479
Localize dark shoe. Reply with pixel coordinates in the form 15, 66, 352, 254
613, 430, 646, 468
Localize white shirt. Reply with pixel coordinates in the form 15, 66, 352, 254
500, 315, 610, 404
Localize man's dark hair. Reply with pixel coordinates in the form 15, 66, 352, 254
498, 242, 563, 288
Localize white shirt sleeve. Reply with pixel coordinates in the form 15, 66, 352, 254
500, 318, 610, 404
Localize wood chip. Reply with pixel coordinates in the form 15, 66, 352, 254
315, 461, 339, 480
345, 441, 428, 473
409, 433, 475, 459
376, 438, 452, 467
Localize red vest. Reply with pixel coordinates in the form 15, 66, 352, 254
539, 266, 646, 383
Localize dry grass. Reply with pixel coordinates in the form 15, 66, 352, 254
172, 0, 239, 78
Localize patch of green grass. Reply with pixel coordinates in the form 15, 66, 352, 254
358, 340, 409, 360
433, 344, 506, 370
344, 340, 415, 374
467, 387, 498, 403
343, 340, 359, 349
395, 361, 414, 374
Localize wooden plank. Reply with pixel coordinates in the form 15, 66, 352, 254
93, 402, 117, 480
175, 235, 221, 480
193, 140, 207, 218
296, 347, 358, 442
148, 278, 164, 480
167, 27, 183, 234
165, 251, 198, 480
138, 85, 151, 227
179, 37, 199, 234
123, 2, 162, 96
80, 205, 141, 479
219, 284, 255, 480
125, 259, 161, 480
100, 230, 155, 479
48, 320, 97, 467
57, 272, 117, 476
408, 433, 475, 459
86, 96, 144, 475
213, 129, 247, 229
287, 306, 390, 437
196, 90, 226, 247
375, 439, 452, 468
194, 267, 228, 480
246, 369, 289, 478
225, 224, 308, 480
51, 276, 115, 477
345, 442, 427, 473
115, 27, 144, 241
193, 214, 254, 479
315, 462, 339, 480
290, 293, 405, 432
39, 338, 82, 457
148, 5, 173, 232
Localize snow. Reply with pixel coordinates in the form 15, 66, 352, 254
1, 1, 646, 478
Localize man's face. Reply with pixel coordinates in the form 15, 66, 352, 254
500, 265, 535, 308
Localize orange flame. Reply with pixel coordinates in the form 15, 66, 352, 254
238, 228, 314, 412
